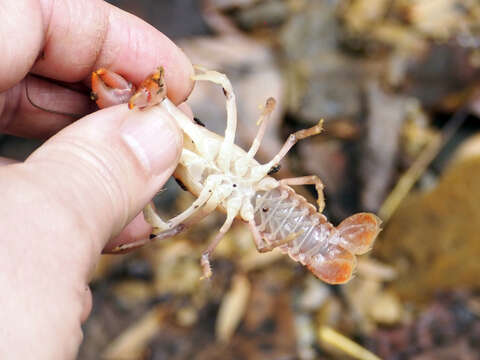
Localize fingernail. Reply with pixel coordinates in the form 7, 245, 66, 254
121, 107, 181, 175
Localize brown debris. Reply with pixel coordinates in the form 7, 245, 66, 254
367, 292, 480, 359
376, 156, 480, 301
102, 306, 166, 360
318, 326, 381, 360
360, 82, 408, 212
216, 274, 251, 342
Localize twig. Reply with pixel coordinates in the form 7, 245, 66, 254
318, 326, 381, 360
379, 108, 468, 222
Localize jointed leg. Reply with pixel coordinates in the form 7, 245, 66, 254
112, 200, 184, 252
110, 223, 186, 252
280, 175, 325, 212
200, 216, 234, 279
117, 182, 231, 253
249, 220, 269, 251
235, 97, 277, 176
247, 97, 277, 158
248, 220, 303, 253
264, 231, 304, 251
112, 177, 223, 253
165, 175, 221, 228
251, 120, 324, 181
200, 197, 241, 278
112, 194, 214, 253
182, 188, 229, 229
192, 66, 237, 172
144, 202, 169, 234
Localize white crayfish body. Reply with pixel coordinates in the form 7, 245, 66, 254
91, 66, 381, 284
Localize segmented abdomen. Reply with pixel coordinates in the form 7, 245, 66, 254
252, 186, 381, 284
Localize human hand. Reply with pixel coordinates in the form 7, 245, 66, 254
0, 1, 192, 358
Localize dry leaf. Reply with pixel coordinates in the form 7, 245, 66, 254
215, 274, 251, 342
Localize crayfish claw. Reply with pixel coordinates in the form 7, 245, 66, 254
128, 66, 167, 110
91, 68, 135, 108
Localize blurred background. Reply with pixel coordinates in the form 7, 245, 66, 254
3, 0, 480, 359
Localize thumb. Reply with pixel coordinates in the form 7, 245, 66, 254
13, 103, 181, 264
0, 104, 181, 358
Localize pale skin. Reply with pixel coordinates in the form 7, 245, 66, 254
0, 0, 193, 359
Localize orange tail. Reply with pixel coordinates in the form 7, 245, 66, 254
336, 213, 382, 255
306, 244, 356, 284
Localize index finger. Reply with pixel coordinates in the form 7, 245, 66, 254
0, 0, 193, 104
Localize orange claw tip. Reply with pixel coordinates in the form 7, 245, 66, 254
91, 68, 135, 109
93, 68, 106, 75
127, 66, 167, 110
91, 68, 133, 91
